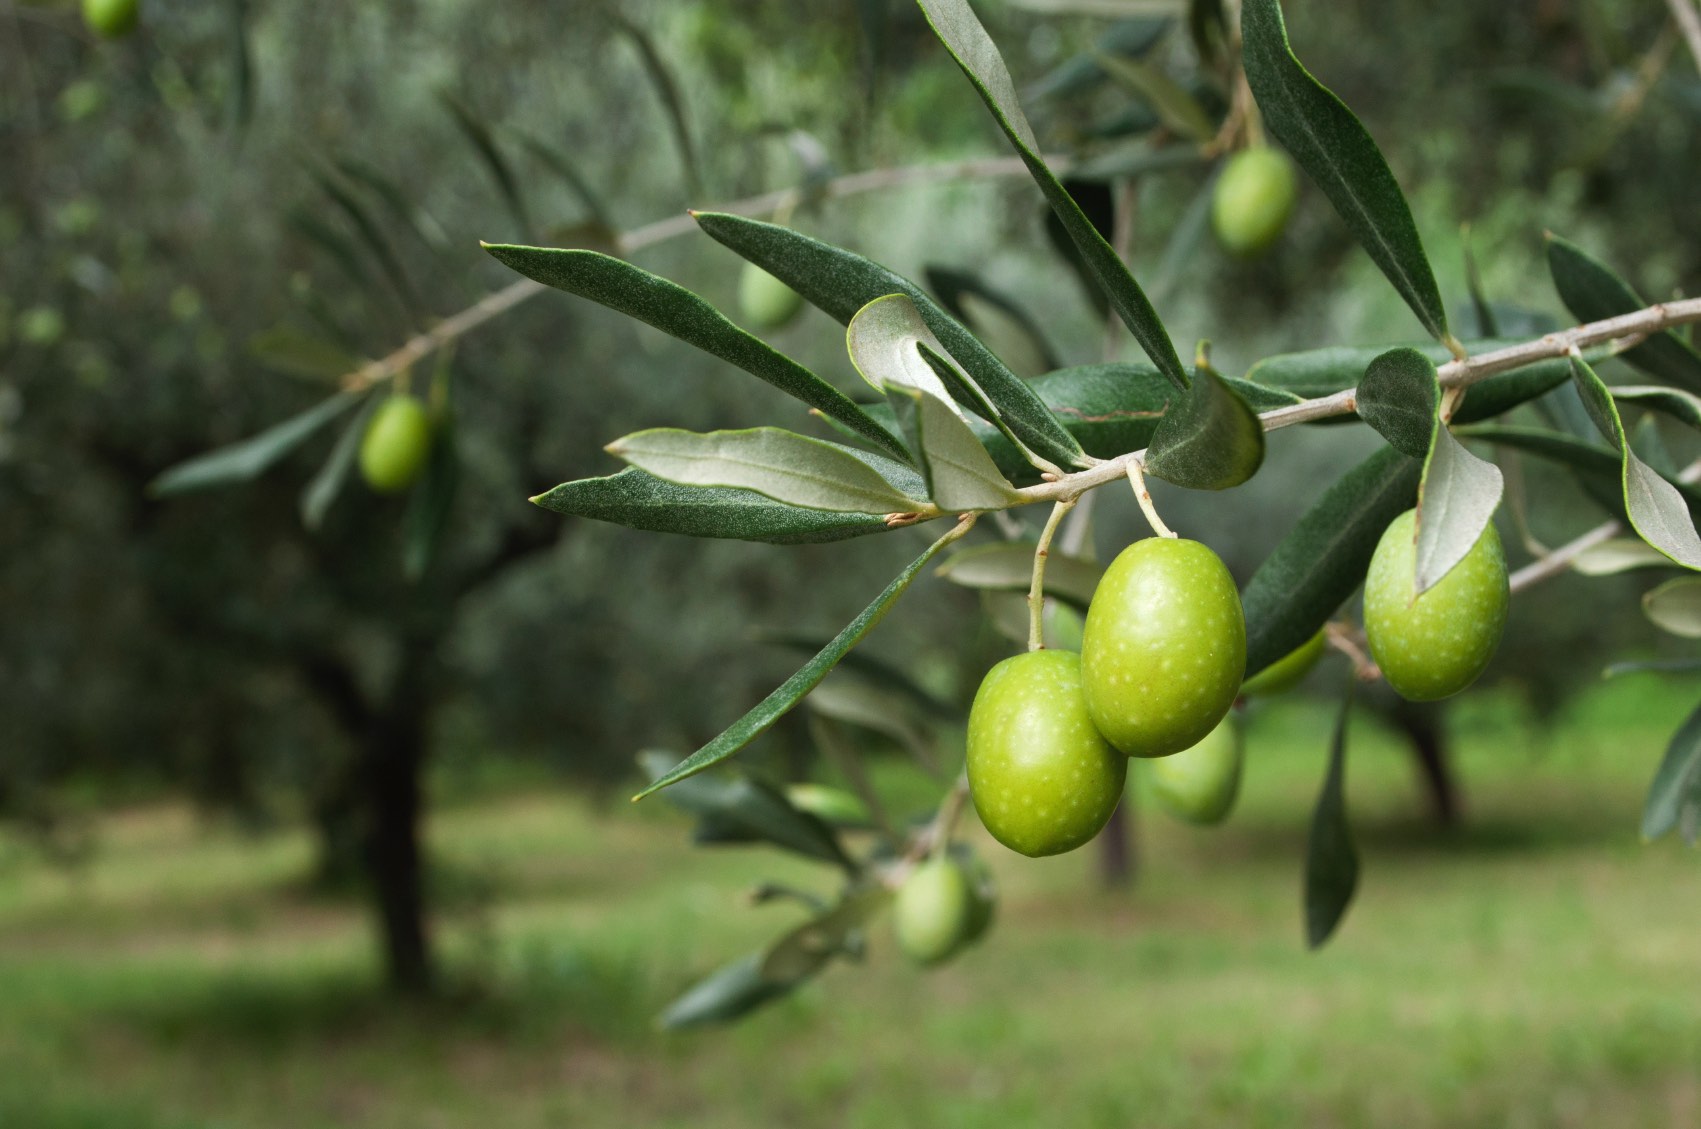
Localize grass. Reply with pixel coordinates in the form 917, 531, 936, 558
3, 678, 1701, 1128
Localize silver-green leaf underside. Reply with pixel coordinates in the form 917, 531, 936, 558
606, 427, 925, 515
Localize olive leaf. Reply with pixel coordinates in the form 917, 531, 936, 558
658, 952, 791, 1029
886, 386, 1022, 511
1642, 697, 1701, 844
482, 244, 910, 464
637, 751, 854, 870
1145, 367, 1265, 490
1546, 234, 1701, 394
1305, 685, 1359, 949
1415, 426, 1503, 594
1569, 538, 1672, 577
1642, 577, 1701, 638
300, 392, 378, 530
532, 468, 893, 545
402, 413, 459, 581
914, 0, 1189, 389
692, 212, 1085, 469
149, 391, 363, 497
1240, 0, 1450, 344
636, 524, 969, 798
605, 427, 926, 515
247, 325, 364, 382
1356, 347, 1438, 460
1242, 446, 1420, 678
935, 542, 1105, 609
1614, 386, 1701, 432
1092, 54, 1217, 142
1570, 353, 1701, 570
805, 676, 936, 768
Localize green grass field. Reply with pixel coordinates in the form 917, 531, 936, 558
4, 679, 1701, 1129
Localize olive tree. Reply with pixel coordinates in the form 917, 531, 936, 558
147, 0, 1701, 1018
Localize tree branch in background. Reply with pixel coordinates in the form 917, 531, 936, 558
1668, 0, 1701, 72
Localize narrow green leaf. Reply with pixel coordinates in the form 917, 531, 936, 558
1093, 54, 1217, 142
1570, 354, 1701, 570
924, 265, 1060, 377
1242, 446, 1420, 677
846, 294, 967, 406
1605, 658, 1701, 680
402, 415, 458, 581
306, 163, 423, 323
439, 90, 532, 237
936, 542, 1104, 609
1642, 697, 1701, 841
1188, 0, 1228, 66
1454, 361, 1573, 424
247, 325, 363, 383
1240, 0, 1449, 342
532, 468, 893, 545
887, 387, 1022, 511
1546, 234, 1701, 393
334, 156, 454, 256
606, 428, 925, 515
1305, 686, 1359, 949
914, 0, 1189, 388
756, 633, 963, 721
1570, 538, 1673, 577
1614, 385, 1701, 432
692, 212, 1084, 468
149, 392, 361, 497
300, 393, 377, 531
514, 129, 614, 227
1462, 227, 1499, 339
1414, 426, 1503, 594
484, 244, 909, 463
637, 751, 854, 870
1251, 340, 1566, 424
605, 8, 701, 197
1356, 346, 1439, 460
759, 884, 890, 982
806, 677, 936, 768
1643, 577, 1701, 638
1026, 16, 1171, 102
636, 526, 969, 798
1145, 368, 1266, 490
658, 952, 793, 1029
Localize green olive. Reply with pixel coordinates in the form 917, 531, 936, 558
1148, 714, 1243, 825
1081, 538, 1246, 758
1211, 147, 1298, 258
358, 396, 433, 494
958, 854, 997, 947
893, 856, 974, 966
83, 0, 139, 38
1363, 509, 1509, 701
966, 650, 1125, 858
1239, 628, 1327, 697
738, 263, 804, 331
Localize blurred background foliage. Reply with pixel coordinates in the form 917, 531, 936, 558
4, 0, 1701, 990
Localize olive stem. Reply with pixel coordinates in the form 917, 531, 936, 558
909, 772, 972, 865
1125, 458, 1177, 539
1323, 621, 1381, 683
1027, 498, 1078, 652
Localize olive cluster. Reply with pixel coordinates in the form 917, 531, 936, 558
958, 508, 1508, 861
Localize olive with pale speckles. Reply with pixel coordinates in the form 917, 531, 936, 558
1080, 538, 1246, 758
1363, 509, 1508, 701
1148, 714, 1243, 825
893, 855, 975, 965
966, 650, 1125, 858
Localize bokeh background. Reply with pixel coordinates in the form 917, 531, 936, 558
5, 0, 1701, 1125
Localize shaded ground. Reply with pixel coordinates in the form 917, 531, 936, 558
3, 679, 1701, 1128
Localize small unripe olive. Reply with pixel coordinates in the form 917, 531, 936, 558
893, 856, 974, 966
83, 0, 139, 39
358, 396, 433, 494
1081, 538, 1246, 758
1148, 714, 1243, 825
1363, 509, 1509, 701
738, 263, 804, 331
1211, 147, 1298, 258
966, 650, 1125, 858
1239, 628, 1327, 697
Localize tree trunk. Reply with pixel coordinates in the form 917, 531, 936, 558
1388, 699, 1461, 828
360, 655, 434, 995
1095, 798, 1136, 888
